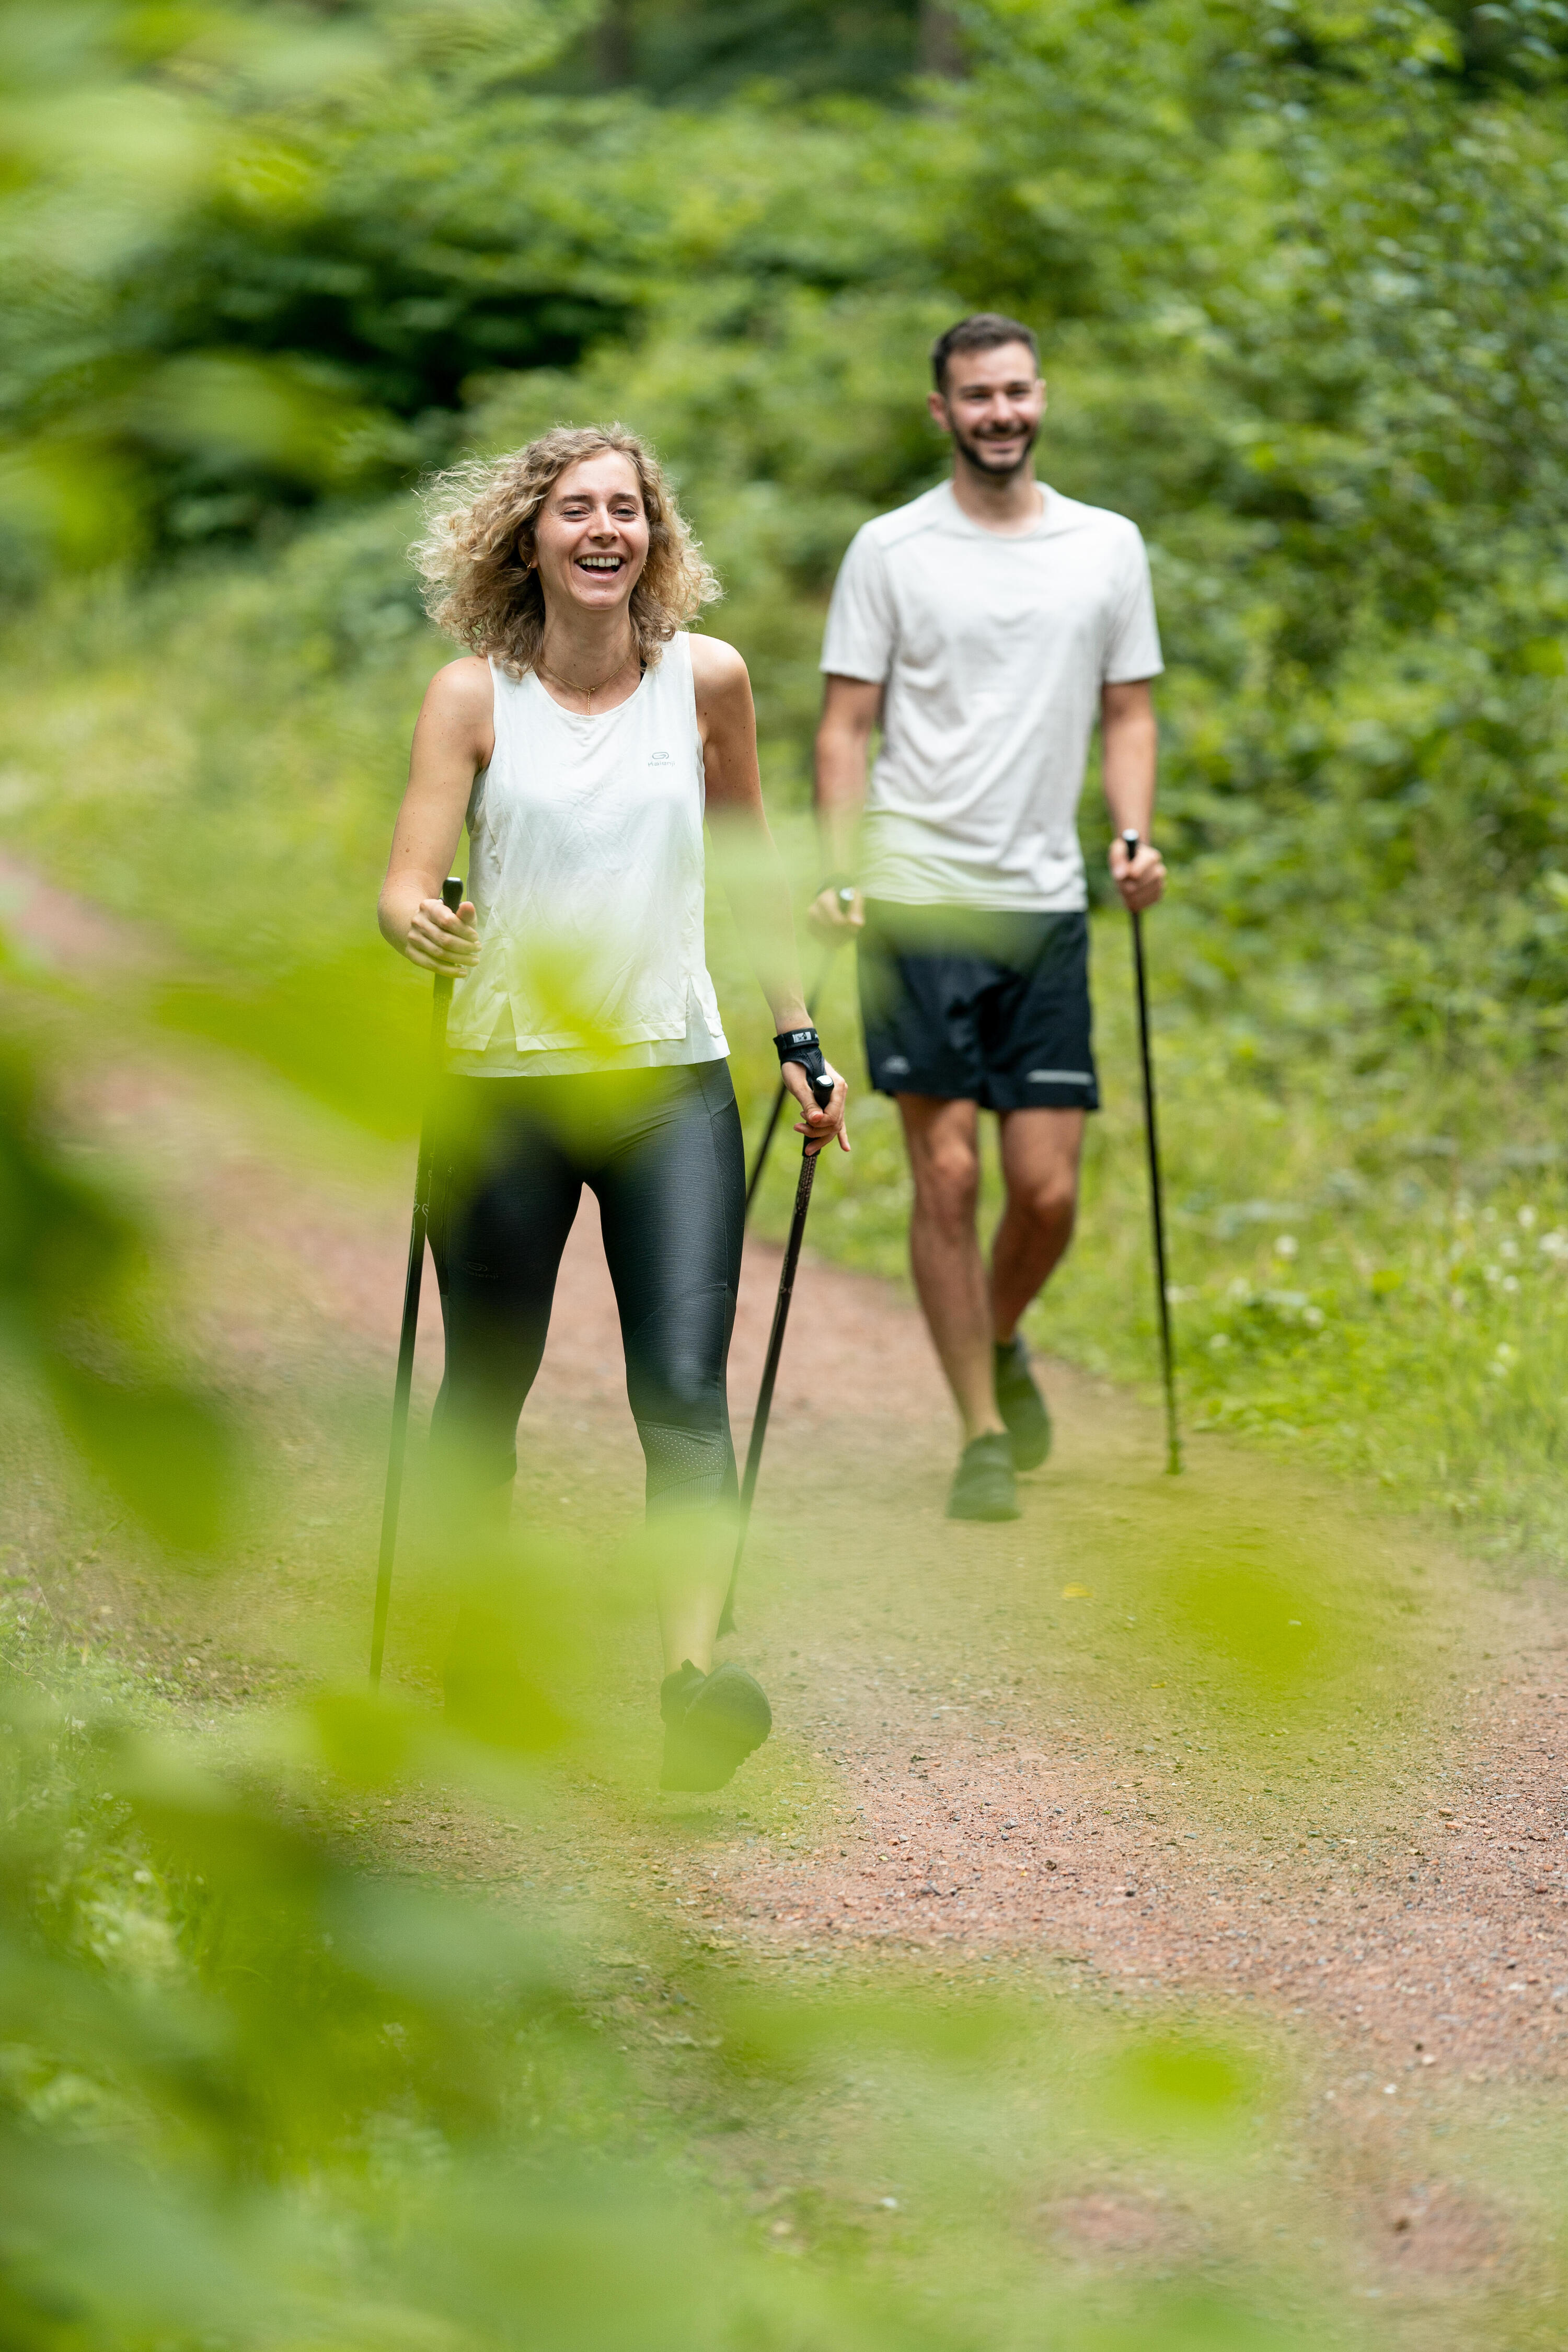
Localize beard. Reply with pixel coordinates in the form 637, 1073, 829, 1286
951, 414, 1040, 481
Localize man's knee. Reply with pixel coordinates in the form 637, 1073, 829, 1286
1009, 1165, 1079, 1238
911, 1138, 982, 1233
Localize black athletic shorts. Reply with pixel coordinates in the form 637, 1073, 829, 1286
857, 901, 1099, 1113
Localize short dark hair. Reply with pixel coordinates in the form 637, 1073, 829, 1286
930, 312, 1040, 393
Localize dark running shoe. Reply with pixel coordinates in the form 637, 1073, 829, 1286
660, 1659, 773, 1792
946, 1432, 1020, 1522
994, 1334, 1052, 1471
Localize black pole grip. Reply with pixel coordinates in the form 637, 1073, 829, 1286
442, 874, 464, 913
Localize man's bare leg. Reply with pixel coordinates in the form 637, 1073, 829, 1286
991, 1108, 1085, 1341
897, 1093, 1006, 1440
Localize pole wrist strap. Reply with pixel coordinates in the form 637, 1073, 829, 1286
773, 1028, 835, 1110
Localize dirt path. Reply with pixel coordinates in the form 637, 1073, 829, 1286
68, 1025, 1568, 2087
7, 857, 1568, 2315
468, 1220, 1563, 2095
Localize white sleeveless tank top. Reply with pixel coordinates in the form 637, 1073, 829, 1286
447, 631, 728, 1075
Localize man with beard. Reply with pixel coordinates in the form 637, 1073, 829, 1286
811, 313, 1167, 1523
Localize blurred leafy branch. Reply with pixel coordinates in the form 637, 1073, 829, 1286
0, 995, 1339, 2347
0, 1029, 233, 1551
0, 1633, 1342, 2351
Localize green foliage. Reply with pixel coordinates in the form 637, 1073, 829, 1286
0, 1041, 234, 1550
0, 1663, 1333, 2351
0, 0, 613, 566
552, 0, 928, 100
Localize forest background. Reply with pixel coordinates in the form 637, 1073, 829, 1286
5, 6, 1568, 2349
10, 0, 1568, 1553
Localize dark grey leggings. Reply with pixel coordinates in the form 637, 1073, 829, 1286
429, 1060, 745, 1512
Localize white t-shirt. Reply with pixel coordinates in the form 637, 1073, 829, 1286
819, 480, 1163, 911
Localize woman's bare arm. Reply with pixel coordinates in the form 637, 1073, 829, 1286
378, 655, 493, 974
691, 634, 848, 1150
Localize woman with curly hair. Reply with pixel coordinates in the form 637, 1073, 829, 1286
379, 424, 848, 1790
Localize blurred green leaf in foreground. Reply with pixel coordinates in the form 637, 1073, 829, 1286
0, 1033, 235, 1552
0, 1009, 1401, 2352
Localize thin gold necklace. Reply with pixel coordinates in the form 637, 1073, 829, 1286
537, 643, 639, 708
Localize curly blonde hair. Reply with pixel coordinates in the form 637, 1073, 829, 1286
411, 424, 720, 678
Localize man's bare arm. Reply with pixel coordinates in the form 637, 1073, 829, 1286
1101, 678, 1165, 913
808, 673, 883, 937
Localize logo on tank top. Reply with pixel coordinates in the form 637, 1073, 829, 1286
648, 748, 671, 765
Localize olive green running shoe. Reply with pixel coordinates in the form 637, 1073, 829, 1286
946, 1432, 1020, 1522
994, 1334, 1052, 1472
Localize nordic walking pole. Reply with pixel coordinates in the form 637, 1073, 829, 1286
1122, 829, 1181, 1475
743, 889, 856, 1220
370, 873, 465, 1689
719, 1065, 837, 1637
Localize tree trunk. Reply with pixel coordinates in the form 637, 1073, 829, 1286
918, 0, 964, 77
595, 0, 633, 86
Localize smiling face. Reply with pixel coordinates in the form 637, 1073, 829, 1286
530, 450, 650, 621
928, 339, 1047, 483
